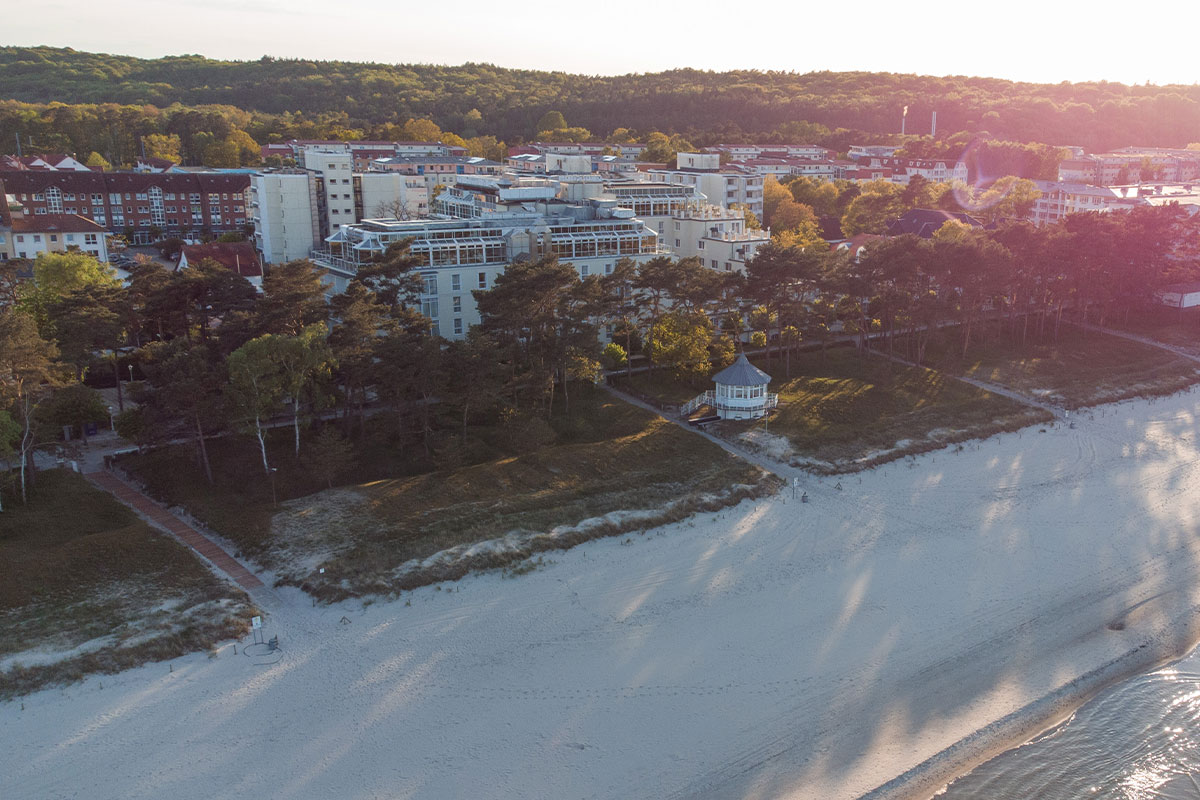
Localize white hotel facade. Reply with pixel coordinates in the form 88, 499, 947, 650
311, 197, 663, 339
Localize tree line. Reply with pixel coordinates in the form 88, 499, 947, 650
2, 203, 1197, 507
4, 47, 1200, 154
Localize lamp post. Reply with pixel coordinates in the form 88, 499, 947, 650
107, 406, 114, 432
269, 467, 278, 507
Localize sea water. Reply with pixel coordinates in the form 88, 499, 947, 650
939, 644, 1200, 799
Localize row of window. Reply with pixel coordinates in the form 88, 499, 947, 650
24, 191, 243, 203
12, 233, 99, 244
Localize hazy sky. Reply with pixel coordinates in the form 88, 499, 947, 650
6, 0, 1199, 86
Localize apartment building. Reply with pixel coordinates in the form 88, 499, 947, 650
1030, 179, 1200, 225
851, 156, 968, 185
729, 157, 841, 181
312, 202, 662, 339
1056, 149, 1200, 186
643, 153, 765, 218
0, 170, 251, 244
249, 170, 323, 265
249, 151, 427, 265
370, 155, 503, 192
506, 152, 637, 176
706, 144, 835, 161
664, 202, 769, 273
847, 145, 902, 160
262, 139, 468, 166
0, 185, 108, 261
1029, 180, 1138, 225
512, 142, 649, 158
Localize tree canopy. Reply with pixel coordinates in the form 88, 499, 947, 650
3, 46, 1200, 166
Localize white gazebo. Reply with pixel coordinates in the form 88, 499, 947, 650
680, 354, 778, 420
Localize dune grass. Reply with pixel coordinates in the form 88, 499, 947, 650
119, 386, 776, 600
913, 323, 1200, 409
0, 470, 254, 700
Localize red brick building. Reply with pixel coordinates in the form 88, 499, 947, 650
0, 170, 252, 244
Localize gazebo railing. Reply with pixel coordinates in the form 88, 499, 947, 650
680, 391, 714, 417
680, 391, 778, 417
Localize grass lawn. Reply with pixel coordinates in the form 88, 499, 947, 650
0, 470, 254, 700
119, 386, 776, 600
912, 323, 1200, 409
728, 348, 1050, 470
611, 346, 1050, 472
1104, 308, 1200, 356
612, 370, 709, 407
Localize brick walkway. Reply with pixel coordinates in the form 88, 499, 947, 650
87, 470, 265, 591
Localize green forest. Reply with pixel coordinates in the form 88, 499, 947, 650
2, 46, 1199, 159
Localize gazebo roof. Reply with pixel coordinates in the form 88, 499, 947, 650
713, 354, 771, 387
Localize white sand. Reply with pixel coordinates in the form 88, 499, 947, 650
7, 391, 1200, 799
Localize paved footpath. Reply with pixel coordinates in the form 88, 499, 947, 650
86, 470, 265, 592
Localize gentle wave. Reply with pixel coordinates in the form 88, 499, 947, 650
940, 646, 1200, 799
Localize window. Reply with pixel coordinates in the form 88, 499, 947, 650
711, 259, 718, 269
581, 265, 589, 276
605, 263, 612, 274
478, 272, 487, 289
33, 235, 42, 243
422, 298, 439, 319
451, 273, 461, 291
675, 239, 680, 247
453, 318, 463, 335
452, 296, 461, 313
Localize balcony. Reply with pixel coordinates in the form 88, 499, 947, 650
680, 390, 778, 418
310, 247, 363, 275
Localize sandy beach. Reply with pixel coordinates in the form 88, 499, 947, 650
6, 389, 1200, 800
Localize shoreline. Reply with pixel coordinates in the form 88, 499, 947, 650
6, 390, 1200, 799
866, 606, 1200, 800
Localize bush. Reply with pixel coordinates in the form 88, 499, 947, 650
602, 342, 627, 370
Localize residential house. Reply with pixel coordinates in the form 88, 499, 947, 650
178, 241, 263, 290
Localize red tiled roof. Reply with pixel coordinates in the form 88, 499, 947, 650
10, 213, 106, 233
0, 170, 249, 194
180, 241, 261, 277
